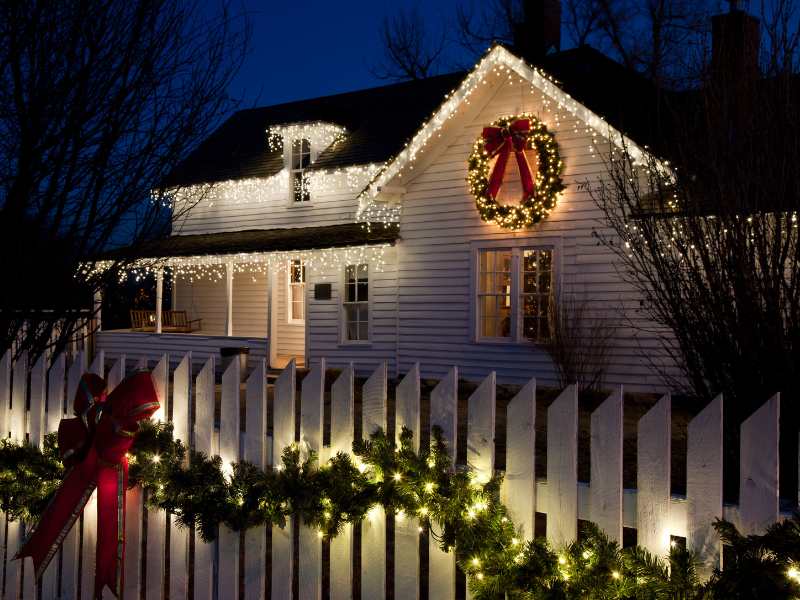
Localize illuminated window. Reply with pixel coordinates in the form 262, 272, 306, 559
343, 264, 368, 341
476, 247, 554, 343
291, 138, 311, 203
288, 259, 305, 323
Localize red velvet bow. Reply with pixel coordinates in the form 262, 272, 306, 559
482, 118, 536, 199
17, 370, 159, 599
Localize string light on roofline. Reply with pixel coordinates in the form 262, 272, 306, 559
82, 243, 391, 284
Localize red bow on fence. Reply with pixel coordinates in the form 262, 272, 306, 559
17, 371, 159, 599
482, 118, 536, 199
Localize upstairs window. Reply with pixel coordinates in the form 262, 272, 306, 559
343, 264, 369, 342
291, 138, 311, 203
288, 259, 305, 323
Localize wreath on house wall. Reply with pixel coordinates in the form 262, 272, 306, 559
468, 114, 565, 230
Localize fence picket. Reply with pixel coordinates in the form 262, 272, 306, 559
107, 355, 125, 391
10, 351, 28, 442
146, 355, 169, 600
429, 366, 458, 599
193, 357, 215, 600
329, 365, 354, 600
5, 520, 21, 600
169, 353, 191, 600
687, 394, 723, 576
545, 384, 578, 548
0, 352, 10, 438
243, 360, 267, 600
465, 372, 496, 600
29, 355, 47, 448
395, 364, 420, 600
740, 393, 780, 534
299, 360, 325, 600
46, 353, 65, 434
271, 360, 296, 600
501, 379, 536, 540
218, 358, 242, 600
637, 394, 671, 557
361, 362, 387, 600
589, 386, 624, 543
62, 351, 86, 600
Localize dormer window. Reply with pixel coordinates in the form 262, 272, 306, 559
291, 138, 311, 203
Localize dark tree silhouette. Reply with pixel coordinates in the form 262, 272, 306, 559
0, 0, 249, 360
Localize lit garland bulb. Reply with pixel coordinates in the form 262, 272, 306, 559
471, 557, 481, 567
418, 506, 429, 516
511, 537, 519, 546
787, 567, 800, 582
275, 464, 284, 472
424, 482, 435, 493
476, 572, 484, 581
151, 454, 160, 464
426, 458, 436, 468
357, 463, 367, 474
393, 472, 402, 482
582, 550, 592, 559
558, 556, 567, 565
317, 530, 324, 539
612, 571, 621, 580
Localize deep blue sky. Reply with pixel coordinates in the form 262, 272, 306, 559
227, 0, 469, 109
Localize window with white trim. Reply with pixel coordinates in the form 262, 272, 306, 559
343, 264, 369, 341
291, 138, 311, 203
476, 247, 554, 343
288, 259, 305, 323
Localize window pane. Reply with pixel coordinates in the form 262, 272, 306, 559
293, 172, 309, 202
345, 283, 356, 303
359, 322, 368, 341
358, 305, 368, 322
345, 304, 357, 322
357, 264, 368, 280
346, 265, 356, 282
347, 321, 359, 341
292, 300, 305, 321
357, 281, 368, 302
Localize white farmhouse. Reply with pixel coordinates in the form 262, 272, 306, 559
95, 40, 671, 389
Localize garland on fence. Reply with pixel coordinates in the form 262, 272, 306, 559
1, 422, 799, 599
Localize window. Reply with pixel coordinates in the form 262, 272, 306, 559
291, 138, 311, 203
476, 247, 554, 343
343, 264, 368, 341
288, 259, 305, 323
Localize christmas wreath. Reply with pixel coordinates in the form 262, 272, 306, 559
468, 113, 565, 229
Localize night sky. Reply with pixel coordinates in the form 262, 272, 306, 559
225, 0, 474, 109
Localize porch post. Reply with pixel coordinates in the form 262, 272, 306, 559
155, 268, 164, 334
93, 289, 102, 332
225, 262, 234, 336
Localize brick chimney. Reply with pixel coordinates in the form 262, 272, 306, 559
513, 0, 561, 64
711, 1, 760, 83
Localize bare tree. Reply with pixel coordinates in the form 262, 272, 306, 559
0, 0, 249, 361
544, 294, 617, 392
372, 7, 446, 81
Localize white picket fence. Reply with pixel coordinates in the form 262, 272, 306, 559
0, 348, 793, 599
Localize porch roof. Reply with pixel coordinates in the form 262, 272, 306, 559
105, 223, 399, 260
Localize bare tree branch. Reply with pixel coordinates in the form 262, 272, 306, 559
371, 7, 446, 81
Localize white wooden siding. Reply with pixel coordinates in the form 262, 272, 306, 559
170, 169, 373, 236
174, 272, 268, 338
306, 246, 398, 376
274, 261, 306, 359
393, 76, 673, 389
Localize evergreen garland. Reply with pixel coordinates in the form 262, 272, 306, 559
1, 422, 798, 599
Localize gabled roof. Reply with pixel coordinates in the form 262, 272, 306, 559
163, 45, 664, 189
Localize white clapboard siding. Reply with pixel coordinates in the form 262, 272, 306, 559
740, 393, 780, 534
501, 379, 536, 539
329, 365, 354, 600
545, 385, 578, 548
637, 395, 672, 557
170, 353, 192, 600
361, 362, 387, 600
687, 395, 723, 576
243, 359, 267, 600
271, 360, 296, 600
429, 366, 457, 599
299, 360, 325, 600
395, 364, 421, 600
274, 262, 306, 359
589, 387, 624, 543
219, 358, 242, 600
193, 357, 215, 600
